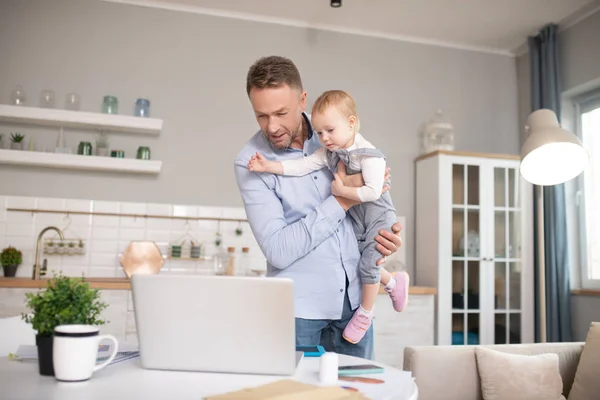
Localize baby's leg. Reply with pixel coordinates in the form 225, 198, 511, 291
343, 242, 380, 344
380, 267, 392, 286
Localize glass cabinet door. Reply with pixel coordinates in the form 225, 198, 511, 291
492, 166, 522, 344
451, 163, 482, 345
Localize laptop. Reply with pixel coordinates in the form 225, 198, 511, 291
130, 274, 300, 375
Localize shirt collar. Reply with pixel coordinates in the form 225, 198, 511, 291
302, 112, 314, 140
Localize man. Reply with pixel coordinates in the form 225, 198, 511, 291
234, 55, 402, 359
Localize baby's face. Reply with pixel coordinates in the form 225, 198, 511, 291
311, 106, 355, 151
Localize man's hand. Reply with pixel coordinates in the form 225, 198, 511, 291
375, 222, 402, 266
331, 173, 345, 197
336, 160, 390, 194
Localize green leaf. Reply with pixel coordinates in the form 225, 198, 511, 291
21, 271, 108, 336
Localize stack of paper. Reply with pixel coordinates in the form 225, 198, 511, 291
10, 342, 139, 366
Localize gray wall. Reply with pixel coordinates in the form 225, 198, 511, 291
515, 9, 600, 341
0, 0, 520, 272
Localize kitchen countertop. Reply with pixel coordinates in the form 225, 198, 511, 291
0, 277, 437, 294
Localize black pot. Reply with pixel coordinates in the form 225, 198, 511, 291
36, 335, 54, 376
2, 264, 17, 277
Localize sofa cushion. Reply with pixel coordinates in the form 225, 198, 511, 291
475, 346, 563, 400
568, 322, 600, 400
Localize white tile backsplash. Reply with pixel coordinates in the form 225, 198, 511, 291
37, 198, 65, 210
93, 215, 119, 227
93, 201, 119, 213
146, 203, 171, 216
65, 199, 93, 212
5, 223, 33, 238
1, 195, 266, 278
119, 202, 147, 215
6, 196, 36, 209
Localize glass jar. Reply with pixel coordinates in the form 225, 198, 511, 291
136, 146, 151, 160
225, 247, 236, 276
39, 90, 55, 108
134, 98, 150, 117
237, 247, 252, 276
213, 246, 230, 276
420, 109, 455, 154
96, 132, 109, 156
10, 85, 26, 106
102, 95, 119, 114
77, 141, 92, 155
65, 93, 81, 111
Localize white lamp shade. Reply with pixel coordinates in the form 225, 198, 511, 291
520, 109, 588, 186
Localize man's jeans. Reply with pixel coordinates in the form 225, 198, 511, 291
295, 292, 374, 360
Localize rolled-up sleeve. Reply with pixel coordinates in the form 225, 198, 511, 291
234, 161, 345, 270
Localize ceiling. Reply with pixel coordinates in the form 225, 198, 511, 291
106, 0, 600, 55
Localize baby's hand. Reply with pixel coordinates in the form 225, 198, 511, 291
248, 152, 268, 172
331, 173, 345, 196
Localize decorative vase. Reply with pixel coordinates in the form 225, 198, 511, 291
36, 334, 54, 376
2, 264, 18, 277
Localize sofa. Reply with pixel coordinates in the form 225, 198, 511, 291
403, 342, 584, 400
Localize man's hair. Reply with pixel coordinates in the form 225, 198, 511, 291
312, 90, 361, 132
246, 56, 303, 95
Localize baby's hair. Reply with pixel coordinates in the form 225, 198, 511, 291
312, 90, 360, 133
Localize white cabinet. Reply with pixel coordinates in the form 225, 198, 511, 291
373, 293, 434, 369
415, 151, 534, 346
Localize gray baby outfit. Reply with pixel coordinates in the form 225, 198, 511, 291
326, 148, 397, 285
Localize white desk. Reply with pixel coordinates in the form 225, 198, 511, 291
0, 353, 417, 400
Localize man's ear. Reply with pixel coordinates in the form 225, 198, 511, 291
299, 91, 307, 112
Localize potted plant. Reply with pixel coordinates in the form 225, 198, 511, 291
57, 241, 65, 254
10, 133, 25, 150
45, 240, 55, 255
22, 272, 108, 376
0, 246, 22, 277
78, 239, 85, 255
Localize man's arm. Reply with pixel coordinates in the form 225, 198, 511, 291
234, 160, 348, 270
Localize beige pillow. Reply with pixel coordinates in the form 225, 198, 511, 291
475, 346, 563, 400
568, 322, 600, 400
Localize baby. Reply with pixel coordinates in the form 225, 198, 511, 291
247, 90, 409, 344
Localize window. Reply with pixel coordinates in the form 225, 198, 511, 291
575, 90, 600, 289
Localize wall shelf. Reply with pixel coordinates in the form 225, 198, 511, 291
0, 149, 162, 174
0, 104, 162, 135
6, 206, 248, 223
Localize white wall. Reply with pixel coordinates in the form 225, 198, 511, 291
0, 0, 521, 273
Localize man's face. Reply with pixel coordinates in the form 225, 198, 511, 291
249, 85, 306, 149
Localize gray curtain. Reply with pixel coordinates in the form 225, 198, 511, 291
528, 24, 573, 342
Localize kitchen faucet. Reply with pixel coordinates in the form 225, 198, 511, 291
33, 226, 64, 280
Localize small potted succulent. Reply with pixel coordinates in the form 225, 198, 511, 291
0, 246, 22, 277
67, 241, 76, 255
78, 239, 85, 255
190, 241, 202, 259
10, 133, 25, 150
45, 240, 55, 254
22, 272, 108, 376
57, 241, 65, 254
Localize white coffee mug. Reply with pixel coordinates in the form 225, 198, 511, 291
53, 325, 119, 382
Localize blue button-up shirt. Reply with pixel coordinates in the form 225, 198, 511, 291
234, 114, 362, 320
